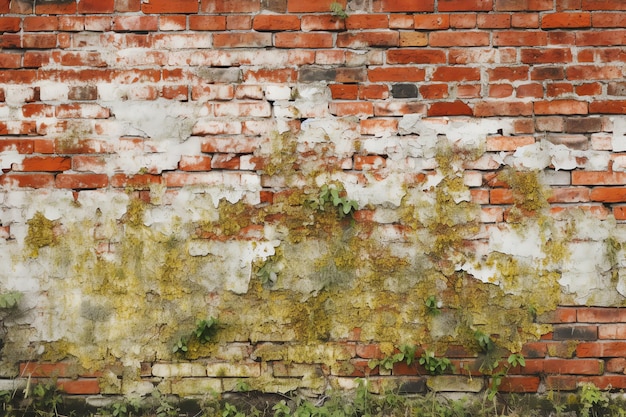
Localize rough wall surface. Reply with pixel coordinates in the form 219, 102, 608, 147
2, 0, 626, 400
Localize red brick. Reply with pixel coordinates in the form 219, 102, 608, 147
438, 0, 492, 11
432, 67, 480, 82
534, 100, 588, 115
590, 187, 626, 202
577, 83, 602, 96
485, 135, 535, 151
201, 0, 261, 13
389, 14, 414, 29
0, 173, 55, 188
420, 84, 449, 99
78, 0, 114, 13
115, 0, 141, 12
414, 14, 450, 29
614, 206, 626, 220
375, 0, 435, 12
36, 1, 77, 14
0, 53, 23, 69
490, 188, 514, 204
589, 100, 626, 114
337, 31, 399, 48
511, 12, 540, 28
578, 307, 626, 323
360, 118, 397, 135
57, 379, 100, 395
542, 12, 591, 28
386, 49, 446, 64
300, 15, 345, 31
497, 376, 540, 393
276, 33, 333, 48
495, 0, 553, 10
22, 34, 57, 49
112, 16, 158, 32
345, 14, 389, 29
428, 101, 473, 117
141, 0, 198, 13
356, 343, 385, 359
493, 31, 548, 46
24, 16, 59, 31
545, 375, 577, 391
531, 66, 565, 80
577, 341, 626, 357
576, 30, 626, 46
429, 31, 490, 47
521, 48, 572, 64
572, 171, 626, 185
287, 0, 345, 12
521, 342, 547, 358
189, 16, 227, 31
330, 84, 358, 100
607, 358, 626, 373
212, 154, 240, 170
359, 84, 389, 100
598, 324, 626, 340
0, 0, 7, 13
253, 15, 300, 31
474, 101, 533, 117
488, 66, 529, 81
583, 0, 626, 10
213, 33, 272, 48
19, 157, 71, 172
20, 362, 101, 378
450, 14, 477, 28
329, 101, 373, 118
578, 376, 626, 390
592, 13, 626, 27
567, 65, 622, 80
478, 14, 511, 28
226, 15, 252, 30
368, 67, 425, 82
0, 17, 20, 32
354, 155, 386, 170
56, 174, 108, 189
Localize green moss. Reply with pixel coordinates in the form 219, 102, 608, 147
25, 211, 56, 257
499, 168, 551, 216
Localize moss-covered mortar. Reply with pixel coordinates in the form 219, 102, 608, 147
0, 126, 620, 396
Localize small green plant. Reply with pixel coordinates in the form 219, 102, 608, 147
195, 316, 219, 343
425, 295, 441, 316
474, 330, 495, 353
485, 353, 527, 400
368, 345, 417, 371
173, 316, 218, 354
272, 400, 291, 417
107, 398, 141, 417
172, 336, 188, 354
419, 350, 453, 375
330, 2, 348, 19
256, 254, 282, 286
234, 379, 251, 393
24, 379, 64, 417
151, 391, 179, 417
399, 344, 417, 365
308, 184, 358, 218
223, 402, 245, 417
579, 382, 608, 417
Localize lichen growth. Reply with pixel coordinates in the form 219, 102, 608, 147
25, 211, 57, 257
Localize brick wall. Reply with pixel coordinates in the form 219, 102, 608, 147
2, 0, 626, 402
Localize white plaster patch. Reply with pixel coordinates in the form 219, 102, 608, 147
0, 150, 25, 170
488, 224, 545, 259
106, 99, 200, 142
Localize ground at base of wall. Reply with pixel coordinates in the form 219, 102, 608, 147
5, 388, 626, 417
